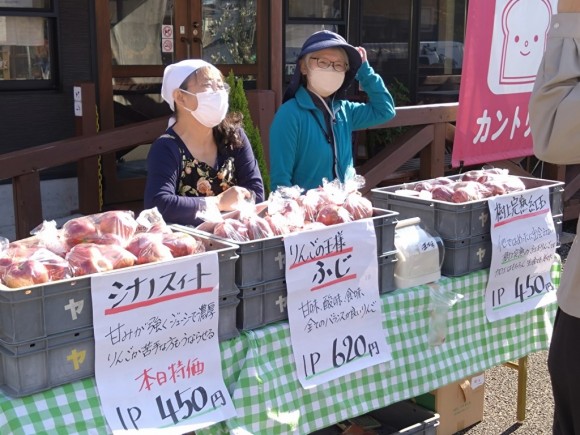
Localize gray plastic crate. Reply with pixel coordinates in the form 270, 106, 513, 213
368, 401, 440, 435
308, 401, 439, 435
237, 254, 399, 330
0, 277, 93, 345
442, 234, 492, 277
171, 228, 241, 295
237, 278, 288, 330
0, 230, 239, 344
0, 289, 240, 398
379, 251, 398, 294
0, 327, 95, 398
371, 175, 564, 240
183, 208, 398, 287
218, 287, 240, 342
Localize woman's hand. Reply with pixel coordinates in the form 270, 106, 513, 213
216, 186, 252, 211
356, 46, 368, 63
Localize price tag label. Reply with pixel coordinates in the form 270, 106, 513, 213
283, 220, 391, 388
92, 252, 236, 433
485, 187, 557, 321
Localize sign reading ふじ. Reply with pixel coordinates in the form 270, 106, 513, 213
283, 220, 392, 389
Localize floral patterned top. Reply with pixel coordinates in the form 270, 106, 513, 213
177, 143, 237, 198
144, 128, 264, 226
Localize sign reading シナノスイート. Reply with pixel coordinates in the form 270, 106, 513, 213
91, 252, 236, 434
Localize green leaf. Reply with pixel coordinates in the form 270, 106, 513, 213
226, 70, 271, 196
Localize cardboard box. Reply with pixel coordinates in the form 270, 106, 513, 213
414, 372, 485, 435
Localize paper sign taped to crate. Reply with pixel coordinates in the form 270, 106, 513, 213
485, 186, 557, 322
91, 252, 236, 434
283, 220, 391, 389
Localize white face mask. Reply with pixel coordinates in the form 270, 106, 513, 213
179, 89, 229, 128
307, 69, 345, 98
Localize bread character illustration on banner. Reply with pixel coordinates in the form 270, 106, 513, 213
488, 0, 554, 94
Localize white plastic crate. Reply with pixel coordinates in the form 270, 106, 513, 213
371, 176, 564, 241
0, 231, 239, 344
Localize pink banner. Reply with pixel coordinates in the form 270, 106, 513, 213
452, 0, 555, 167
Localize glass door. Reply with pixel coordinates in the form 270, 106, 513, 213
100, 0, 265, 207
109, 0, 261, 126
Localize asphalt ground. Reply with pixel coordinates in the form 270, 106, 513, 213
455, 220, 577, 435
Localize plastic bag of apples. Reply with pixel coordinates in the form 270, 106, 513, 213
0, 208, 205, 290
198, 170, 374, 243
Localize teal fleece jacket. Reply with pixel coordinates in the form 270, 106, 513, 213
269, 61, 395, 191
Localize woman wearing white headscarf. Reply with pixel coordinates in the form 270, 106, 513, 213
144, 59, 264, 225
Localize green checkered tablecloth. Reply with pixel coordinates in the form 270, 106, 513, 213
0, 269, 556, 435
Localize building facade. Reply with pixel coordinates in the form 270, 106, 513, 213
0, 0, 467, 171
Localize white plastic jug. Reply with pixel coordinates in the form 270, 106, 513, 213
394, 217, 444, 289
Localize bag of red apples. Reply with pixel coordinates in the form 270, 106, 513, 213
403, 168, 527, 203
197, 172, 374, 243
0, 208, 205, 290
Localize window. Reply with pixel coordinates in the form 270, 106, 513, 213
0, 1, 57, 90
284, 0, 346, 85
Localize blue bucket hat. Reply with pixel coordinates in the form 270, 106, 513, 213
283, 30, 362, 103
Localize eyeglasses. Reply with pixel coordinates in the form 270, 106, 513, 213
185, 81, 230, 94
309, 56, 349, 72
203, 81, 230, 93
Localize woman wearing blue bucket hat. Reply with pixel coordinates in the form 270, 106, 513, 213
269, 30, 396, 191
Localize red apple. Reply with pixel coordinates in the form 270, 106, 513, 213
4, 259, 50, 288
62, 216, 98, 246
213, 219, 250, 242
343, 192, 373, 221
96, 210, 138, 242
264, 213, 290, 236
126, 233, 173, 264
95, 244, 137, 269
316, 204, 352, 226
244, 215, 274, 240
66, 243, 114, 276
31, 247, 72, 281
162, 232, 205, 257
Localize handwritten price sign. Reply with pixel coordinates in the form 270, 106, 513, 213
283, 220, 391, 388
485, 187, 557, 321
91, 252, 236, 434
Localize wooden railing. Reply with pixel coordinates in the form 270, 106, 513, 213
357, 103, 458, 194
0, 91, 572, 240
0, 116, 167, 239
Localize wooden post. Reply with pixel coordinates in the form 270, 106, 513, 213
75, 82, 101, 214
503, 355, 528, 422
13, 172, 42, 240
419, 121, 446, 179
246, 89, 275, 170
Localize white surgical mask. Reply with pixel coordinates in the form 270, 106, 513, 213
307, 69, 345, 98
179, 89, 229, 128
